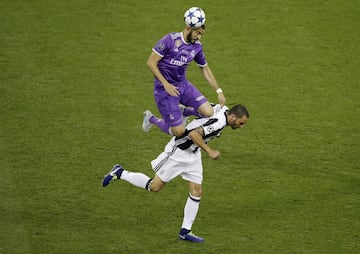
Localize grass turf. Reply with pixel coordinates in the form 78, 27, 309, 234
1, 0, 359, 253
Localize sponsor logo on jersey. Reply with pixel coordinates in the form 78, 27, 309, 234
170, 56, 188, 66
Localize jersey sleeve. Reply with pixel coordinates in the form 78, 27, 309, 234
152, 34, 171, 57
194, 47, 207, 67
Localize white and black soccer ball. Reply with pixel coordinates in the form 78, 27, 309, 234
184, 7, 206, 29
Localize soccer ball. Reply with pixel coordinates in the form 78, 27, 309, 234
184, 7, 206, 29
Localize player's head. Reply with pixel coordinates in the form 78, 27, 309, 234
227, 104, 250, 129
184, 25, 205, 44
183, 7, 206, 44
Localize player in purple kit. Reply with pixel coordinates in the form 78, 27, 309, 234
143, 7, 226, 137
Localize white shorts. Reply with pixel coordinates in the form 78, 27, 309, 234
151, 147, 203, 185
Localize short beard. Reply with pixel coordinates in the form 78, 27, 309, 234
187, 33, 194, 44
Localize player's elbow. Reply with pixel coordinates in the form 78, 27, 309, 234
146, 58, 153, 69
146, 56, 158, 70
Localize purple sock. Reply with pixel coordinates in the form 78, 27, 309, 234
149, 116, 171, 135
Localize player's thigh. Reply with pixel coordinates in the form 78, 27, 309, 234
155, 90, 183, 127
180, 81, 209, 110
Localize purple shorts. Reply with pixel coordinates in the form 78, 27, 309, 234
154, 79, 208, 127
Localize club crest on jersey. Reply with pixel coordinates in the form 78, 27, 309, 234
190, 50, 195, 58
175, 39, 182, 48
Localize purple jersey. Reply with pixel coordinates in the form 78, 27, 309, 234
152, 32, 207, 84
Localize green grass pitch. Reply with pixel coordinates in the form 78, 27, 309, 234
1, 1, 359, 253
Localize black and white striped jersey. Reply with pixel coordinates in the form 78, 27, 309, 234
173, 104, 228, 152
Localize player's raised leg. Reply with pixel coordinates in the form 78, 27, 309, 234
102, 164, 124, 187
102, 165, 166, 192
142, 105, 196, 136
181, 81, 214, 118
142, 110, 172, 134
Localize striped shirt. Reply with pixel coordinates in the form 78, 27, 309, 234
172, 105, 228, 152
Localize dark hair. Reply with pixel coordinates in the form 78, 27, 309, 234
229, 104, 249, 118
190, 24, 205, 30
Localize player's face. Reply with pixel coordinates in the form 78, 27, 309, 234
187, 27, 205, 44
228, 115, 248, 129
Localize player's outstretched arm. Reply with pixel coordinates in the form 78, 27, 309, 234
199, 65, 226, 106
188, 127, 220, 160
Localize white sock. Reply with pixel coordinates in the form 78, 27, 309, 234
120, 170, 152, 190
181, 194, 201, 230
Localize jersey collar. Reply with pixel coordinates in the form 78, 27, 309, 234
181, 32, 190, 44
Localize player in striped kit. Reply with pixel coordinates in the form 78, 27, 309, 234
103, 104, 249, 242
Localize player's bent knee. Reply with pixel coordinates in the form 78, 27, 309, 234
203, 109, 214, 117
191, 189, 202, 197
190, 185, 202, 197
150, 186, 162, 192
150, 177, 166, 192
171, 125, 185, 137
198, 103, 214, 117
150, 183, 163, 192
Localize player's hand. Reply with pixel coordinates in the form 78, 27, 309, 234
163, 82, 180, 97
208, 149, 221, 160
217, 93, 226, 107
